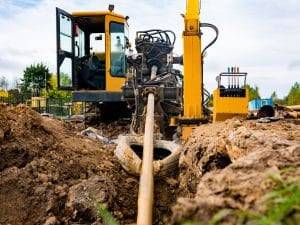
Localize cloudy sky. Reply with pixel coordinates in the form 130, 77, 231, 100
0, 0, 299, 98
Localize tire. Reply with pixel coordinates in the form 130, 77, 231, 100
115, 135, 182, 178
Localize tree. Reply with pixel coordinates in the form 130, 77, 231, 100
11, 76, 21, 90
8, 88, 21, 101
270, 91, 287, 105
44, 75, 71, 98
21, 63, 51, 95
244, 84, 261, 101
59, 73, 72, 87
286, 82, 300, 105
0, 76, 9, 91
270, 91, 278, 100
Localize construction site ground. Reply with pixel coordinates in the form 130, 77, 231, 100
0, 104, 299, 225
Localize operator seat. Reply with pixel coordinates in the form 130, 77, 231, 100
91, 55, 101, 69
89, 55, 105, 89
79, 54, 105, 90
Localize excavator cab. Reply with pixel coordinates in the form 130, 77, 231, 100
56, 7, 128, 103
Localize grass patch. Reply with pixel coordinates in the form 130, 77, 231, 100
94, 201, 119, 225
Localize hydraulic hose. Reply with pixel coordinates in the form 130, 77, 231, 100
200, 22, 219, 56
200, 22, 219, 111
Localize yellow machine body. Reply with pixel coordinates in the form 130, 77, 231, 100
213, 88, 249, 122
0, 91, 8, 98
180, 0, 204, 139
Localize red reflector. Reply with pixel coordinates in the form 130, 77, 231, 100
74, 23, 79, 37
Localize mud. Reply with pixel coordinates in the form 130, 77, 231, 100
171, 118, 300, 224
0, 105, 177, 225
1, 105, 299, 225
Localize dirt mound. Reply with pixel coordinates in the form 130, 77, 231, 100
0, 104, 56, 171
171, 118, 300, 224
0, 105, 177, 225
2, 105, 299, 224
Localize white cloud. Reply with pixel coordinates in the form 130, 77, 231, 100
0, 0, 299, 98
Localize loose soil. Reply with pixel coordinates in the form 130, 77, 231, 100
0, 105, 299, 225
0, 105, 177, 225
171, 117, 300, 224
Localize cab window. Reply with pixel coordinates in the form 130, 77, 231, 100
59, 14, 72, 53
110, 22, 125, 77
90, 33, 105, 53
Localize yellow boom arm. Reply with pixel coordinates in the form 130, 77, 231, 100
185, 0, 200, 35
181, 0, 203, 138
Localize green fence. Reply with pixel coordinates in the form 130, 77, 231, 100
0, 93, 31, 106
0, 95, 85, 118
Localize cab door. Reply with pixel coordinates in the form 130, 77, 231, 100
56, 7, 75, 90
105, 15, 126, 93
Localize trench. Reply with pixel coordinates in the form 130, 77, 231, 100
130, 144, 172, 160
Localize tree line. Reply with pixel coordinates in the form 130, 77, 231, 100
245, 83, 300, 105
1, 62, 71, 99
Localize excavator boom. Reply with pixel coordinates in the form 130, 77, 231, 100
181, 0, 204, 139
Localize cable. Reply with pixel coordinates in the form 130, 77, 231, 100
200, 23, 219, 56
203, 88, 211, 106
136, 30, 176, 47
